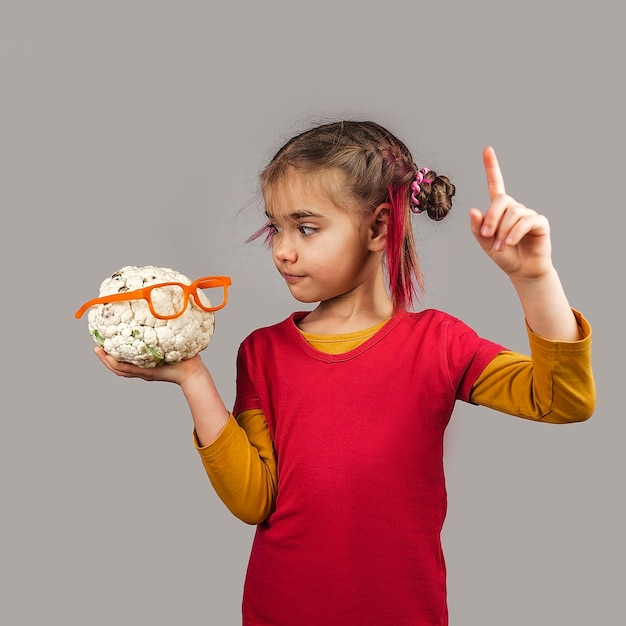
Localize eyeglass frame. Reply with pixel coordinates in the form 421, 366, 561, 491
75, 275, 232, 320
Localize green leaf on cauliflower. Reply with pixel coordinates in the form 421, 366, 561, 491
91, 329, 105, 346
147, 345, 165, 363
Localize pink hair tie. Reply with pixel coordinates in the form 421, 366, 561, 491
410, 167, 432, 213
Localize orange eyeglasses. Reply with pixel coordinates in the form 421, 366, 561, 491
75, 275, 232, 320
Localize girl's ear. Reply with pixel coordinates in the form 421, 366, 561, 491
369, 203, 390, 252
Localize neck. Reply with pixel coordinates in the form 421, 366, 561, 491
297, 275, 394, 335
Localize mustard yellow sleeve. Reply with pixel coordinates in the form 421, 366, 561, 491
193, 410, 277, 525
469, 310, 596, 423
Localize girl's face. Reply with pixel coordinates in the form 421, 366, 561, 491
266, 171, 386, 305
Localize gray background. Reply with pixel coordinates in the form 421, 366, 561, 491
2, 1, 623, 624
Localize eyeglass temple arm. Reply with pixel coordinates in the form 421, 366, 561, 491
74, 288, 149, 319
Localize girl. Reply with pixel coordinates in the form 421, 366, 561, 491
95, 120, 595, 626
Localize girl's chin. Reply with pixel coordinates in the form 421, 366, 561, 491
290, 293, 320, 305
285, 285, 322, 304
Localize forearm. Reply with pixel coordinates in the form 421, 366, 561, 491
510, 267, 580, 341
179, 358, 230, 446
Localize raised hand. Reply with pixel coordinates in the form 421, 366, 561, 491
469, 147, 554, 280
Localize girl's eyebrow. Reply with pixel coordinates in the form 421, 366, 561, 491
265, 210, 323, 220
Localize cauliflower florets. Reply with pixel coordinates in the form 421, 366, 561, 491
87, 265, 215, 367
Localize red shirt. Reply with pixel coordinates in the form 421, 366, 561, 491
234, 309, 505, 626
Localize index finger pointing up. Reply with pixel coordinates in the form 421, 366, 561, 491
483, 146, 506, 200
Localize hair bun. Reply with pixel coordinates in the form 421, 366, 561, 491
420, 173, 455, 221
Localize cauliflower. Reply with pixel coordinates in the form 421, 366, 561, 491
86, 265, 215, 367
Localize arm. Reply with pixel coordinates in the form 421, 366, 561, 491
469, 147, 580, 342
470, 310, 595, 423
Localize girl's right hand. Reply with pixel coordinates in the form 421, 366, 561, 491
94, 346, 201, 385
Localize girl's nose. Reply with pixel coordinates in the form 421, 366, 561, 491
273, 233, 297, 263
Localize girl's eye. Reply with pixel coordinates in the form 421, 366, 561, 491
299, 225, 317, 237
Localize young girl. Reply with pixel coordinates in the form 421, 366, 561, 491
95, 120, 595, 626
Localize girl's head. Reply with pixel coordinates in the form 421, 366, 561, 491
254, 120, 456, 311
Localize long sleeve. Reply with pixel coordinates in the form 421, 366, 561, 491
469, 309, 595, 423
193, 410, 277, 524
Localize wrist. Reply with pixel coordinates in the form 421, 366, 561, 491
510, 265, 562, 303
508, 263, 557, 288
179, 356, 211, 394
510, 267, 579, 341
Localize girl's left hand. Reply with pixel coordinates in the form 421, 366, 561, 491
469, 147, 554, 280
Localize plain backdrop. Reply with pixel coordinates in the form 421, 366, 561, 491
1, 1, 623, 624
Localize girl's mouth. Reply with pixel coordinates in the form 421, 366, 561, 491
283, 273, 305, 284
